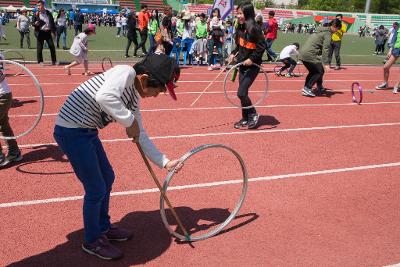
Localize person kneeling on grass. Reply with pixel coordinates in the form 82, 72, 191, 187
0, 55, 22, 168
64, 24, 96, 76
54, 54, 182, 260
276, 42, 300, 77
298, 19, 342, 97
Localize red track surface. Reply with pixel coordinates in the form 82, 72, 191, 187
1, 64, 400, 266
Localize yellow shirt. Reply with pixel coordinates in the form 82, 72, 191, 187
332, 23, 347, 41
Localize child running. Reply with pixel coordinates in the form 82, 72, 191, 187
54, 54, 182, 260
228, 1, 265, 129
276, 42, 300, 77
64, 24, 96, 76
298, 19, 342, 97
0, 53, 22, 168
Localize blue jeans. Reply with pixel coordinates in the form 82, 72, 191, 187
53, 126, 114, 243
56, 26, 67, 48
207, 38, 223, 66
265, 38, 277, 60
149, 34, 155, 53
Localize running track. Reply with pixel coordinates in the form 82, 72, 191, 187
1, 63, 400, 266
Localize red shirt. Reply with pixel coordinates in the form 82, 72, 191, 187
266, 18, 278, 40
138, 11, 150, 31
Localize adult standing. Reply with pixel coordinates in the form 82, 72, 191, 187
265, 10, 278, 62
148, 10, 159, 54
74, 9, 84, 36
328, 14, 346, 70
32, 0, 57, 65
56, 8, 67, 50
161, 5, 174, 55
16, 7, 31, 49
136, 4, 150, 56
115, 14, 122, 37
68, 9, 74, 30
121, 14, 127, 36
125, 11, 138, 58
299, 19, 342, 97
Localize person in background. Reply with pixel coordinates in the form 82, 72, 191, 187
125, 11, 138, 58
161, 5, 174, 55
56, 8, 67, 50
74, 9, 84, 36
207, 8, 224, 70
195, 13, 208, 64
121, 14, 127, 36
136, 4, 150, 56
265, 10, 278, 62
224, 20, 234, 60
115, 13, 122, 37
68, 9, 74, 30
148, 9, 159, 54
328, 14, 346, 70
376, 23, 399, 93
32, 0, 57, 65
276, 42, 300, 77
16, 7, 30, 49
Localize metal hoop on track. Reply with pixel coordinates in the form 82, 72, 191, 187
101, 57, 113, 72
159, 144, 248, 242
2, 50, 26, 76
223, 62, 268, 109
351, 82, 363, 104
0, 60, 44, 140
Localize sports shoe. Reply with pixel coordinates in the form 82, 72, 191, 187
285, 73, 293, 78
82, 235, 123, 260
376, 82, 388, 90
103, 225, 133, 242
0, 150, 23, 168
234, 119, 248, 129
247, 114, 260, 129
334, 66, 340, 70
393, 86, 399, 94
302, 87, 316, 97
316, 87, 327, 94
207, 66, 213, 71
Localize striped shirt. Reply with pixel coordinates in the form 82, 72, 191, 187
56, 65, 169, 168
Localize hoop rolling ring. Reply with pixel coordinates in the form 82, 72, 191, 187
0, 60, 44, 140
351, 82, 363, 104
101, 57, 113, 72
159, 144, 248, 242
2, 50, 26, 76
223, 62, 268, 109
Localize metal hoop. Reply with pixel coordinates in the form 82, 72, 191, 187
223, 62, 268, 109
160, 144, 248, 242
2, 50, 25, 76
351, 82, 363, 104
0, 60, 44, 140
101, 57, 113, 72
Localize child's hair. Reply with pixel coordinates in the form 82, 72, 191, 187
237, 2, 257, 34
211, 8, 221, 19
199, 13, 206, 19
293, 42, 300, 49
336, 14, 343, 19
329, 18, 342, 29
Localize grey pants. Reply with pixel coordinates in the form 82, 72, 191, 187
0, 93, 19, 155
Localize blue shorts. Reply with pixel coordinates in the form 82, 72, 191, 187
392, 48, 400, 57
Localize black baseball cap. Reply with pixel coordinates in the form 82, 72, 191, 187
135, 54, 180, 100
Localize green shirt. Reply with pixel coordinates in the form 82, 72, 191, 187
196, 21, 207, 38
394, 28, 400, 49
149, 19, 158, 35
299, 26, 332, 64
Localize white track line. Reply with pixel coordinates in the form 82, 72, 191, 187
1, 161, 399, 208
8, 101, 400, 118
8, 121, 400, 149
11, 89, 394, 99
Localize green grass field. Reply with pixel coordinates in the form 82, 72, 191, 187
0, 22, 390, 64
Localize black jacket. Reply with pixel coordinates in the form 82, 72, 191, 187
32, 10, 56, 33
232, 24, 265, 65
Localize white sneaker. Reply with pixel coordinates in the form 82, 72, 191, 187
393, 86, 399, 94
376, 82, 388, 90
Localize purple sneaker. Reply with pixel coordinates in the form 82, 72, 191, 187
104, 225, 133, 242
82, 235, 123, 260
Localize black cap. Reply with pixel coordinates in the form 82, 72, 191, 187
135, 54, 180, 100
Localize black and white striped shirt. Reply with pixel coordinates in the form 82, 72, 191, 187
56, 65, 169, 168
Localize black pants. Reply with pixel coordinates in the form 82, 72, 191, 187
279, 57, 297, 73
136, 28, 148, 54
19, 30, 30, 48
36, 30, 57, 64
302, 61, 324, 89
125, 37, 138, 56
163, 41, 173, 56
74, 24, 82, 36
238, 66, 258, 120
328, 41, 341, 67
